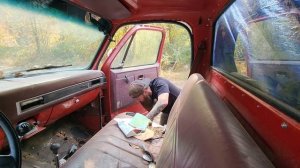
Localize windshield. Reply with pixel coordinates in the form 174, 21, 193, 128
0, 0, 105, 78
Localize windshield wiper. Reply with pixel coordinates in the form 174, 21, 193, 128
25, 64, 72, 72
6, 64, 73, 78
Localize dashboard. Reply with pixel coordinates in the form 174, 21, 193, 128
0, 70, 105, 125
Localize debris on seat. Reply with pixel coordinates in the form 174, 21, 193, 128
115, 118, 141, 137
129, 113, 151, 131
115, 113, 164, 140
134, 128, 154, 141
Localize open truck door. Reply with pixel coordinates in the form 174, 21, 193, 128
101, 25, 166, 119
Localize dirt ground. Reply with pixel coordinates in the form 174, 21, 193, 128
21, 116, 92, 168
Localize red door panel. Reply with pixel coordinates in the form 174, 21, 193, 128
111, 64, 159, 112
101, 25, 166, 119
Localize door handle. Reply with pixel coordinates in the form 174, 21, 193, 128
138, 75, 144, 80
124, 75, 130, 83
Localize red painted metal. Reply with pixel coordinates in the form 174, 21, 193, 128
47, 89, 100, 125
69, 0, 131, 19
75, 114, 101, 133
34, 108, 52, 127
91, 37, 111, 70
1, 91, 99, 146
210, 69, 300, 168
20, 118, 46, 140
102, 25, 165, 68
101, 25, 166, 120
74, 90, 104, 133
74, 0, 231, 78
0, 129, 5, 151
110, 103, 147, 119
84, 0, 231, 123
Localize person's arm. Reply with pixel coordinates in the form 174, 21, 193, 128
146, 93, 169, 120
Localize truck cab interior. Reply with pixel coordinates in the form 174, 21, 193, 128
0, 0, 299, 167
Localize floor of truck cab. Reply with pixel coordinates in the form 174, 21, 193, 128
21, 115, 93, 168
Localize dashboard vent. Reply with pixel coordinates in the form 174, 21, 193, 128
91, 79, 101, 86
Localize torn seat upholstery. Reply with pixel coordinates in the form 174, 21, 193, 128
63, 74, 274, 168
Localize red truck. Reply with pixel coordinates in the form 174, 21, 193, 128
0, 0, 299, 167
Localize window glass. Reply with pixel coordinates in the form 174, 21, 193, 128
111, 30, 162, 68
247, 15, 300, 61
0, 0, 105, 78
111, 36, 132, 68
104, 23, 191, 88
213, 0, 300, 111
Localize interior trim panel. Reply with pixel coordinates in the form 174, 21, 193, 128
0, 70, 105, 123
17, 78, 102, 114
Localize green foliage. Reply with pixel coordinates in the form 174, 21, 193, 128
0, 3, 104, 72
103, 23, 191, 71
160, 23, 191, 70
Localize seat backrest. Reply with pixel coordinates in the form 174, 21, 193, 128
166, 73, 205, 125
156, 73, 274, 168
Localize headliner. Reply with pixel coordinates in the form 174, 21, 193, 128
69, 0, 231, 25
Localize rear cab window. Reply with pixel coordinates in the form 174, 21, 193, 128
213, 0, 300, 116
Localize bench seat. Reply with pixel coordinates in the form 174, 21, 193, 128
63, 113, 162, 168
63, 74, 274, 168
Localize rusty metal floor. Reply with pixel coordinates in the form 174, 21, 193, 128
21, 116, 92, 168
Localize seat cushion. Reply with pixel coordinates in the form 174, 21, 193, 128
62, 113, 163, 168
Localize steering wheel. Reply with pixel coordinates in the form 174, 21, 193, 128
0, 112, 21, 168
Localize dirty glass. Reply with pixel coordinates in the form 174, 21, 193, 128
111, 30, 162, 68
213, 0, 300, 112
106, 23, 191, 88
111, 36, 133, 68
0, 0, 104, 79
